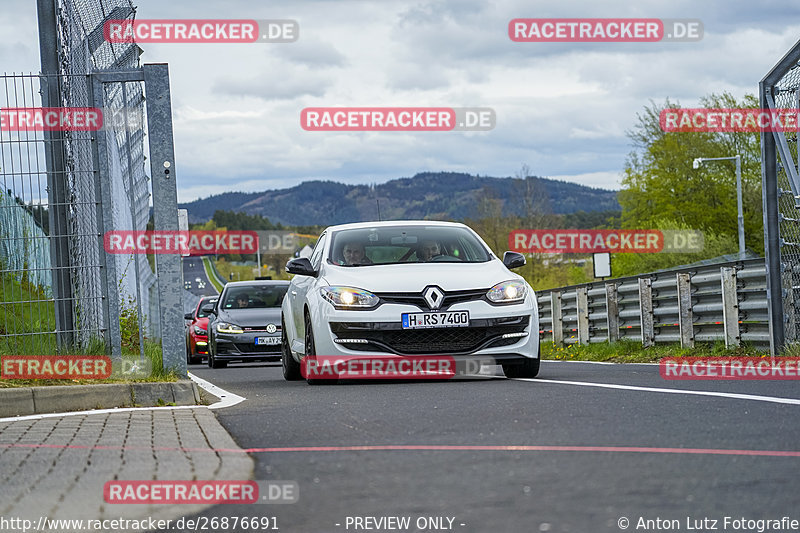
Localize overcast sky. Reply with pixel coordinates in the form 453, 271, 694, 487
2, 0, 799, 202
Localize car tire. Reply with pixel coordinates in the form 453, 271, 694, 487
187, 344, 201, 365
282, 316, 302, 381
304, 311, 336, 385
502, 343, 541, 378
208, 341, 227, 369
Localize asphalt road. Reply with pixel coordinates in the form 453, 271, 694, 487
183, 257, 219, 315
183, 257, 218, 297
187, 361, 800, 533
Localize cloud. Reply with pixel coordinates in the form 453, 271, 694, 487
5, 0, 799, 204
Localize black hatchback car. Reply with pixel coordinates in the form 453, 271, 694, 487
204, 280, 290, 368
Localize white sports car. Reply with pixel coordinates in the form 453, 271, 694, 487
281, 220, 540, 384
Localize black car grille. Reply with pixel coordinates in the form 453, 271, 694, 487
234, 343, 280, 354
330, 316, 529, 355
374, 289, 488, 311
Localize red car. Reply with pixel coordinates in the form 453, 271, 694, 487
185, 296, 218, 364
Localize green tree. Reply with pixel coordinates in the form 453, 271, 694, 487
618, 93, 762, 255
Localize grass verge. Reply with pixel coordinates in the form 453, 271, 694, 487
541, 339, 768, 364
201, 256, 225, 292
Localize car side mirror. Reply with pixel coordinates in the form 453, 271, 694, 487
502, 251, 526, 270
201, 303, 216, 315
286, 257, 317, 277
184, 312, 193, 320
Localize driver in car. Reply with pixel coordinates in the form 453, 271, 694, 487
235, 294, 250, 308
342, 241, 373, 265
418, 239, 442, 261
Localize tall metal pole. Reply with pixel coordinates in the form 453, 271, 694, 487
257, 236, 262, 278
144, 63, 185, 377
37, 0, 75, 349
735, 155, 745, 258
694, 155, 746, 259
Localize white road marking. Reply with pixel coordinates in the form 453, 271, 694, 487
0, 404, 203, 423
542, 359, 659, 366
188, 372, 246, 409
516, 377, 800, 406
0, 373, 246, 422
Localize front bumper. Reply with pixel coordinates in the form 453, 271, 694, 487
308, 296, 539, 360
215, 331, 282, 361
190, 334, 209, 355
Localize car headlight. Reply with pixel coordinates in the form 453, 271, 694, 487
321, 286, 380, 309
216, 322, 243, 334
193, 325, 207, 335
487, 280, 527, 303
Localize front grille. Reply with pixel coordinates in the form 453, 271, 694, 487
330, 316, 529, 355
234, 343, 280, 354
374, 289, 488, 311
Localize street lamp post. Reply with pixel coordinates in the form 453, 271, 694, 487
692, 155, 745, 259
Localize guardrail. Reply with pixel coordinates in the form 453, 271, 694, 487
536, 258, 769, 351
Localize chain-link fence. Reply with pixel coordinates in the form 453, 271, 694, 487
1, 0, 181, 369
761, 38, 800, 354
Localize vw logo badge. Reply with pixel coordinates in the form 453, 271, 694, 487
266, 324, 277, 334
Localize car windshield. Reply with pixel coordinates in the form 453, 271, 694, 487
196, 298, 218, 318
328, 225, 491, 266
222, 285, 288, 309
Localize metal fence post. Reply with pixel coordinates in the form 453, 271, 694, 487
89, 74, 122, 359
677, 273, 694, 348
576, 286, 590, 344
759, 39, 800, 355
638, 278, 654, 347
605, 282, 619, 343
37, 0, 75, 349
144, 63, 186, 377
720, 267, 740, 347
551, 291, 563, 346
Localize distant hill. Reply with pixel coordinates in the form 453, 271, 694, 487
180, 172, 620, 225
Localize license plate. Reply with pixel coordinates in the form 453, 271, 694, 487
401, 310, 470, 329
255, 337, 281, 345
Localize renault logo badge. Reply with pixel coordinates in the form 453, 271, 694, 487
423, 286, 445, 310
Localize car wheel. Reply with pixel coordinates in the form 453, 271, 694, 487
282, 316, 302, 381
304, 311, 336, 385
187, 344, 200, 365
502, 344, 540, 378
208, 340, 227, 369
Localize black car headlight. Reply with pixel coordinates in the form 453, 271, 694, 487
487, 280, 527, 304
216, 322, 244, 334
321, 286, 380, 309
193, 325, 207, 335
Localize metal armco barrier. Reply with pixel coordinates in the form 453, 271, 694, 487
536, 258, 769, 351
